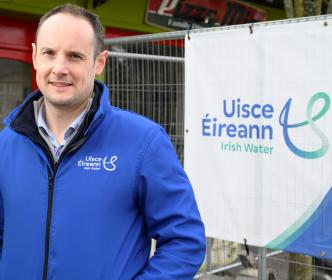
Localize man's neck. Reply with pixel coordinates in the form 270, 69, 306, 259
44, 101, 89, 144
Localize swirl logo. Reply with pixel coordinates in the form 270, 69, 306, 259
103, 156, 118, 171
279, 92, 330, 159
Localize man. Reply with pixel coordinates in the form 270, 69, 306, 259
0, 4, 206, 280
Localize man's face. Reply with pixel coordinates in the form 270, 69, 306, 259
32, 13, 107, 111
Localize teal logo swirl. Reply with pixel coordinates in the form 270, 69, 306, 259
279, 92, 330, 159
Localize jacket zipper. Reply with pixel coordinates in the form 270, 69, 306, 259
42, 138, 87, 280
42, 163, 58, 280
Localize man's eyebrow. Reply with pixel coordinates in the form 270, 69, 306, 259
38, 48, 87, 58
66, 51, 87, 58
40, 47, 54, 52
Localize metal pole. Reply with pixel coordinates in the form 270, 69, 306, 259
258, 247, 267, 280
108, 51, 184, 62
105, 14, 332, 45
206, 237, 212, 271
195, 250, 283, 279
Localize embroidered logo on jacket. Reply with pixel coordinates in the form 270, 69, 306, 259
77, 156, 118, 171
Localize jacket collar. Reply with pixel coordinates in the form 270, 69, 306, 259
5, 80, 110, 162
6, 80, 109, 132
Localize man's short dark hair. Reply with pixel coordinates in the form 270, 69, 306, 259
36, 4, 104, 57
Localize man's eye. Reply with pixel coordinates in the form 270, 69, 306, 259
44, 51, 52, 55
42, 50, 54, 56
70, 54, 82, 60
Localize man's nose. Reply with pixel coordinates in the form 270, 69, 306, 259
52, 56, 69, 75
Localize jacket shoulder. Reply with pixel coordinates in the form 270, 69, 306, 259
0, 127, 23, 161
0, 127, 17, 144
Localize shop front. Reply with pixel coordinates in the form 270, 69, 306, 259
0, 15, 36, 127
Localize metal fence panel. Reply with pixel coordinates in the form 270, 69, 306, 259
106, 34, 185, 163
104, 17, 332, 279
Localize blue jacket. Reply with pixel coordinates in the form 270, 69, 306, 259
0, 81, 206, 280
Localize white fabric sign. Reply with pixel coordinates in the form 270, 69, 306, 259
185, 18, 332, 258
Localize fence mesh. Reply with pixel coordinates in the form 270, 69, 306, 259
105, 35, 185, 162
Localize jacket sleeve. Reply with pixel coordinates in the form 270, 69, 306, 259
135, 128, 206, 280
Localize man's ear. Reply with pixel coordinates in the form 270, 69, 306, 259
95, 50, 108, 75
32, 43, 37, 70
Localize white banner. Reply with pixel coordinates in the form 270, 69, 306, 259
185, 18, 332, 258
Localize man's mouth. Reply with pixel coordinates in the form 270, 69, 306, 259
49, 81, 73, 87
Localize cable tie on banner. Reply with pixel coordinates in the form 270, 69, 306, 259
244, 238, 250, 256
187, 29, 191, 40
249, 24, 253, 34
239, 238, 254, 268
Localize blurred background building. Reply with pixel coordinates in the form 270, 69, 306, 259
0, 0, 289, 127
